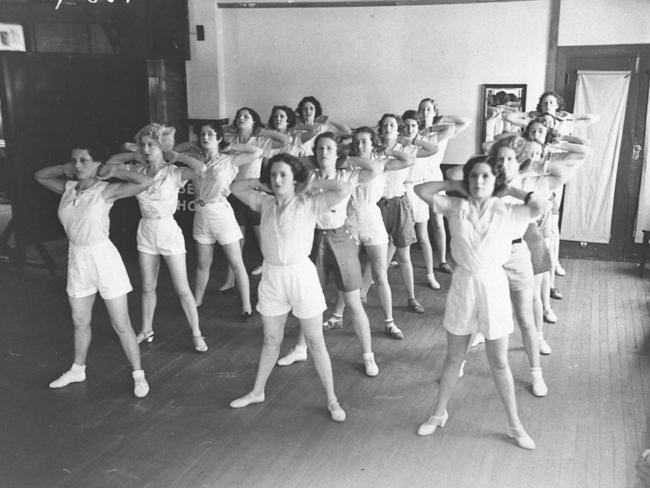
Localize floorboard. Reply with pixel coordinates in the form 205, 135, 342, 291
1, 246, 649, 488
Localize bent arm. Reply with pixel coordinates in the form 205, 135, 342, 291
384, 147, 416, 171
414, 180, 466, 206
505, 111, 531, 129
34, 162, 75, 194
309, 178, 353, 208
101, 167, 154, 202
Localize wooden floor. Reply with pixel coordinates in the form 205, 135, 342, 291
1, 244, 649, 488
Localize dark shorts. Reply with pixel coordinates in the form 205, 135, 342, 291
228, 193, 261, 227
378, 195, 417, 248
523, 223, 552, 275
312, 226, 363, 292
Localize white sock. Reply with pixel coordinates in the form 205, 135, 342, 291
71, 363, 86, 373
132, 369, 145, 380
530, 367, 543, 381
363, 352, 375, 360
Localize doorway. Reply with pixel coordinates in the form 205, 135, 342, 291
555, 44, 650, 261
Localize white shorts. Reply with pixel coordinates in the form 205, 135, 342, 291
443, 267, 514, 340
67, 240, 132, 300
406, 186, 430, 223
193, 200, 243, 246
356, 205, 388, 246
137, 217, 186, 255
256, 259, 327, 319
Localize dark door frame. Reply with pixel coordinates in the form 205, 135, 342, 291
554, 44, 650, 261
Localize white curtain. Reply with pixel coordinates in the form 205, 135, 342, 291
634, 81, 650, 242
561, 70, 630, 243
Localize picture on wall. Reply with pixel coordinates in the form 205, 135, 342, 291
0, 24, 26, 52
480, 84, 526, 147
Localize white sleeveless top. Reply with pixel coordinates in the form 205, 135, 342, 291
58, 180, 112, 247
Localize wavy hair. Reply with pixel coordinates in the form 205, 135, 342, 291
462, 154, 506, 196
134, 123, 175, 151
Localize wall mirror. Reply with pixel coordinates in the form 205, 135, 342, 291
480, 84, 526, 148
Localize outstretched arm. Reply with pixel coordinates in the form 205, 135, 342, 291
384, 147, 416, 171
505, 111, 532, 129
34, 162, 76, 194
257, 128, 292, 148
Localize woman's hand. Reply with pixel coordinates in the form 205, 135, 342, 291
163, 150, 178, 163
315, 115, 329, 124
62, 161, 76, 179
450, 179, 469, 197
97, 164, 117, 180
397, 135, 413, 146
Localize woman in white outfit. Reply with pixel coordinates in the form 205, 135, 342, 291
414, 155, 548, 449
417, 98, 471, 275
107, 123, 208, 352
229, 153, 350, 422
179, 121, 263, 316
35, 142, 153, 398
324, 126, 415, 339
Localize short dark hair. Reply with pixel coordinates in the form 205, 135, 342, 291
71, 141, 110, 163
462, 154, 506, 196
234, 107, 263, 130
312, 132, 341, 168
260, 153, 310, 186
536, 91, 564, 113
350, 126, 380, 156
377, 113, 402, 136
267, 105, 297, 130
194, 120, 228, 150
296, 96, 323, 120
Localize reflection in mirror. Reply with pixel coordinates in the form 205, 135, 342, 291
480, 84, 526, 149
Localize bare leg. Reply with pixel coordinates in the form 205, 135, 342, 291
509, 288, 540, 369
431, 212, 447, 266
222, 241, 252, 314
163, 254, 202, 339
366, 243, 393, 321
224, 230, 244, 288
104, 294, 141, 370
341, 289, 373, 355
430, 331, 471, 416
300, 314, 338, 405
194, 241, 214, 307
68, 294, 96, 366
395, 246, 416, 300
250, 313, 288, 396
415, 221, 435, 277
139, 253, 160, 335
484, 335, 522, 428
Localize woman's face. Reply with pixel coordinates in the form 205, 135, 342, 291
418, 101, 437, 123
523, 141, 543, 162
269, 161, 296, 196
315, 136, 338, 167
381, 116, 399, 138
199, 125, 220, 151
71, 148, 100, 180
301, 102, 316, 123
529, 122, 547, 145
354, 132, 374, 157
495, 146, 519, 180
139, 135, 163, 162
273, 109, 289, 131
540, 95, 558, 114
468, 162, 496, 199
403, 118, 419, 139
237, 109, 254, 130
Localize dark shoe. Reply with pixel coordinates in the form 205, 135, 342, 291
550, 288, 563, 300
408, 298, 424, 314
438, 262, 453, 274
242, 311, 253, 320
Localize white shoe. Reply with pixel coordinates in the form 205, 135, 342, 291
417, 410, 448, 436
471, 332, 485, 347
531, 376, 548, 397
230, 391, 265, 408
539, 337, 552, 355
364, 353, 379, 377
543, 309, 558, 324
328, 402, 346, 422
132, 370, 149, 398
277, 346, 307, 366
426, 273, 441, 290
49, 368, 85, 388
555, 264, 566, 276
507, 425, 536, 450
